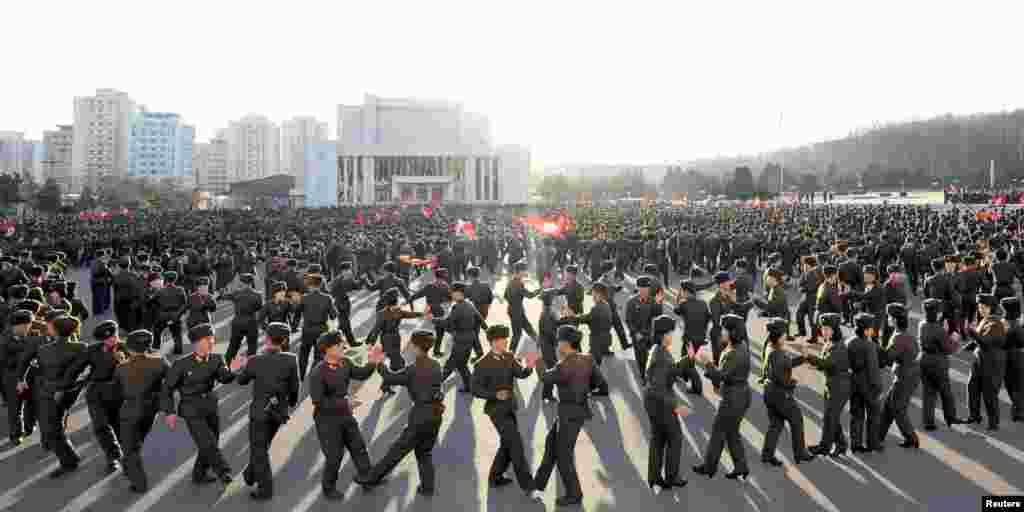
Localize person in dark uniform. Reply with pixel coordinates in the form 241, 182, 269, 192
559, 265, 585, 315
370, 261, 413, 310
795, 256, 821, 341
761, 317, 815, 466
296, 273, 338, 380
358, 330, 445, 497
644, 315, 693, 492
115, 330, 169, 492
962, 293, 1007, 430
533, 325, 607, 507
505, 261, 539, 353
918, 298, 966, 430
707, 272, 737, 366
465, 266, 494, 360
219, 273, 263, 367
1004, 297, 1024, 422
327, 262, 369, 347
562, 282, 614, 395
152, 271, 188, 353
0, 310, 41, 445
596, 262, 632, 350
471, 325, 543, 500
411, 267, 451, 357
989, 249, 1018, 301
366, 288, 425, 395
260, 281, 291, 328
877, 303, 922, 448
186, 277, 218, 329
236, 322, 300, 500
536, 289, 571, 403
113, 258, 143, 332
673, 280, 711, 394
693, 313, 751, 480
802, 313, 851, 457
308, 332, 375, 500
283, 259, 305, 332
926, 255, 962, 335
625, 276, 660, 385
160, 323, 241, 485
62, 319, 128, 472
429, 282, 486, 393
16, 315, 85, 477
847, 313, 883, 453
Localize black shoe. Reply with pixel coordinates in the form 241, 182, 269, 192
725, 470, 749, 480
794, 454, 816, 464
193, 474, 217, 485
692, 465, 715, 478
851, 445, 869, 454
830, 446, 847, 458
9, 435, 22, 446
432, 351, 445, 358
665, 478, 688, 488
355, 475, 383, 489
105, 460, 122, 473
416, 486, 435, 497
1013, 416, 1023, 422
591, 390, 610, 397
458, 388, 471, 394
130, 484, 147, 493
899, 438, 919, 449
966, 416, 983, 424
761, 456, 783, 467
872, 444, 885, 453
808, 445, 830, 456
947, 418, 968, 426
687, 388, 702, 394
490, 476, 514, 488
349, 341, 364, 348
249, 490, 272, 501
218, 471, 233, 484
986, 423, 999, 431
543, 395, 558, 403
49, 465, 78, 479
323, 488, 344, 500
556, 495, 582, 507
923, 424, 937, 431
243, 467, 254, 486
621, 343, 633, 350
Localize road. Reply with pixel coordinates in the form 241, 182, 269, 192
0, 266, 1021, 512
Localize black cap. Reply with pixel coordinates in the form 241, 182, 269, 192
679, 280, 696, 293
307, 264, 322, 274
565, 265, 578, 274
513, 260, 528, 273
643, 264, 659, 275
721, 313, 745, 332
886, 303, 907, 318
978, 293, 999, 308
1001, 297, 1020, 319
270, 281, 287, 293
196, 277, 211, 286
862, 264, 878, 275
380, 287, 400, 306
486, 324, 511, 340
10, 310, 33, 326
382, 262, 397, 273
8, 284, 28, 300
189, 323, 215, 341
93, 320, 119, 340
46, 309, 68, 322
410, 329, 435, 352
556, 325, 582, 349
339, 261, 353, 271
822, 265, 838, 275
652, 315, 676, 335
266, 322, 291, 338
817, 312, 842, 329
126, 330, 153, 352
239, 273, 255, 285
713, 271, 733, 284
16, 299, 42, 314
854, 313, 877, 330
541, 288, 560, 304
590, 282, 609, 294
317, 331, 344, 352
636, 276, 653, 288
922, 298, 942, 313
450, 282, 468, 293
766, 317, 788, 336
466, 266, 481, 278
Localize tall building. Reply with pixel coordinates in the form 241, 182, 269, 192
304, 142, 338, 208
336, 94, 529, 205
0, 131, 25, 176
219, 115, 280, 184
127, 107, 195, 187
26, 141, 45, 183
72, 88, 137, 193
194, 138, 230, 193
282, 116, 328, 197
42, 125, 74, 192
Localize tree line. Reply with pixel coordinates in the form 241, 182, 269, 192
0, 173, 193, 215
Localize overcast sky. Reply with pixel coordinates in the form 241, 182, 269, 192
4, 1, 1023, 167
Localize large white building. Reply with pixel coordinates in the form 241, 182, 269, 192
193, 138, 230, 193
218, 115, 281, 184
72, 88, 137, 193
336, 94, 529, 205
42, 125, 74, 191
0, 131, 25, 176
281, 116, 328, 196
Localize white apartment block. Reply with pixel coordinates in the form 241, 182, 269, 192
194, 138, 230, 193
72, 88, 136, 194
281, 116, 328, 196
42, 125, 74, 192
0, 131, 25, 176
219, 115, 281, 184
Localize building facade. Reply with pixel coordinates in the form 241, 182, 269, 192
127, 107, 195, 187
304, 142, 338, 208
42, 125, 74, 192
336, 95, 529, 205
72, 88, 137, 193
0, 131, 25, 176
219, 114, 281, 184
194, 138, 230, 193
282, 116, 328, 197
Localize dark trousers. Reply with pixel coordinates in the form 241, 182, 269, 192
245, 418, 283, 496
380, 334, 403, 392
682, 340, 704, 393
487, 413, 534, 491
225, 322, 259, 367
795, 298, 814, 337
433, 324, 448, 356
631, 332, 652, 381
701, 386, 751, 474
818, 382, 849, 451
879, 379, 919, 442
968, 357, 1005, 426
849, 387, 881, 449
540, 342, 558, 399
316, 415, 372, 490
92, 285, 111, 315
534, 416, 584, 499
120, 409, 157, 490
86, 391, 122, 461
183, 400, 229, 479
442, 344, 473, 390
298, 328, 324, 380
3, 375, 35, 438
114, 300, 139, 332
762, 389, 808, 458
39, 392, 80, 468
337, 311, 357, 346
152, 317, 184, 353
509, 312, 537, 353
367, 418, 442, 491
1007, 350, 1024, 419
920, 362, 959, 427
646, 404, 682, 485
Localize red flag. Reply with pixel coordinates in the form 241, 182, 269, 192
355, 210, 364, 225
422, 207, 433, 218
687, 342, 696, 359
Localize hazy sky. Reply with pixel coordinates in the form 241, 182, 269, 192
4, 1, 1023, 167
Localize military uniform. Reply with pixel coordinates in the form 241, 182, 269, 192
761, 318, 813, 464
695, 314, 751, 478
878, 304, 922, 447
411, 270, 451, 356
0, 311, 42, 443
504, 265, 539, 352
327, 264, 369, 346
963, 294, 1006, 429
220, 275, 263, 367
806, 313, 851, 456
673, 281, 711, 393
296, 281, 338, 380
471, 326, 536, 493
918, 299, 962, 429
366, 293, 423, 394
434, 286, 486, 391
644, 316, 694, 488
847, 316, 883, 451
625, 276, 660, 384
152, 272, 188, 353
115, 331, 170, 491
186, 277, 217, 329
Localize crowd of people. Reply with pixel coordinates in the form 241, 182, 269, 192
0, 202, 1022, 507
